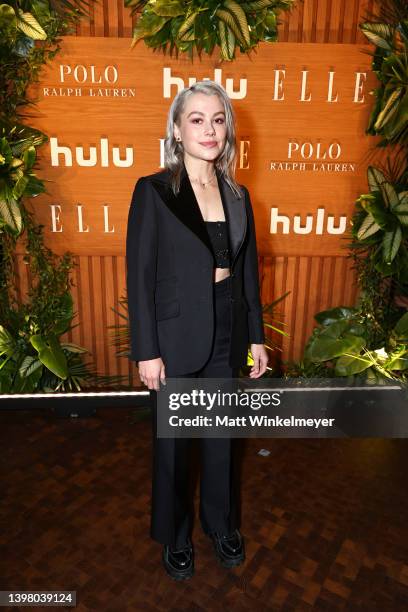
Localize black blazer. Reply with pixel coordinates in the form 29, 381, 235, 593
126, 165, 265, 376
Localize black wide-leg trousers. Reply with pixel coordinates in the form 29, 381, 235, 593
150, 276, 242, 548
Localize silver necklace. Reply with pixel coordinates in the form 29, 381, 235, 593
187, 171, 216, 189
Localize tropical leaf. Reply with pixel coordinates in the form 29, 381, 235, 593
218, 19, 235, 60
10, 157, 23, 169
17, 10, 47, 40
383, 90, 408, 142
19, 355, 43, 378
374, 88, 404, 130
359, 22, 394, 50
25, 175, 46, 197
151, 1, 184, 18
319, 320, 351, 339
127, 0, 295, 58
357, 213, 381, 240
225, 0, 251, 47
242, 1, 275, 10
30, 333, 68, 379
367, 166, 386, 192
393, 198, 408, 226
177, 11, 198, 40
335, 354, 372, 376
314, 307, 357, 326
23, 145, 36, 170
379, 180, 400, 210
0, 325, 16, 359
307, 334, 366, 362
386, 356, 408, 371
131, 12, 169, 46
13, 175, 29, 200
0, 4, 16, 28
0, 198, 23, 233
216, 9, 247, 48
382, 225, 402, 263
394, 311, 408, 342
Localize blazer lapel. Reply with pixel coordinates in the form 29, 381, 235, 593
151, 165, 247, 265
216, 169, 247, 267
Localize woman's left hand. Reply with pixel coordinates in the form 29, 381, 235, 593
249, 344, 269, 378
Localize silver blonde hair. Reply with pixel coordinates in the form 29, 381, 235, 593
164, 80, 243, 198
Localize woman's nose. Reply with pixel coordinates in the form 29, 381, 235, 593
204, 123, 216, 135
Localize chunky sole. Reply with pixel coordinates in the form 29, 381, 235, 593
162, 550, 194, 581
206, 532, 246, 569
212, 543, 245, 568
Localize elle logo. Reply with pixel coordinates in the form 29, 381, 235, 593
50, 137, 133, 167
270, 207, 347, 235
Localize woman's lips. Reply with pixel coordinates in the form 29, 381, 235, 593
200, 142, 217, 147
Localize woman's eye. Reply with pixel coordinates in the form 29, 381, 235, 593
191, 118, 224, 124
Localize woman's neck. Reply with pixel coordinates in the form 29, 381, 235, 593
183, 158, 216, 184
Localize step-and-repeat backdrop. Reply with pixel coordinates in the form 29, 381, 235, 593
31, 37, 379, 258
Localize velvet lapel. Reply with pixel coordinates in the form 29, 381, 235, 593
216, 169, 247, 267
150, 166, 247, 265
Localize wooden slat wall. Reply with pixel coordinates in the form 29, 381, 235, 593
34, 0, 374, 380
15, 253, 359, 384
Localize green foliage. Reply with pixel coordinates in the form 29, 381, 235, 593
295, 1, 408, 384
301, 306, 408, 382
360, 4, 408, 146
295, 162, 407, 381
0, 0, 100, 393
351, 165, 408, 282
0, 120, 47, 236
0, 0, 89, 119
125, 0, 297, 60
0, 328, 98, 394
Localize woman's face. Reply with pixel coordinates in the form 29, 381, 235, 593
174, 93, 227, 164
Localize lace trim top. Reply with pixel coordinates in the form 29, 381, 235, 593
204, 221, 231, 268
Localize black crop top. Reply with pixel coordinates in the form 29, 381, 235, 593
205, 221, 231, 268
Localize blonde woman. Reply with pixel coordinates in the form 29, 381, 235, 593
126, 81, 268, 580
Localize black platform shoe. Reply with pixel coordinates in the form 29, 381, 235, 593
162, 539, 194, 581
208, 529, 245, 568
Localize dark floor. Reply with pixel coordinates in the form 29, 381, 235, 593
1, 406, 408, 611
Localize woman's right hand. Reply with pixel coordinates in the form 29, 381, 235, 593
138, 357, 166, 391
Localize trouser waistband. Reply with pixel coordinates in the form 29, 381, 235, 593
214, 275, 231, 296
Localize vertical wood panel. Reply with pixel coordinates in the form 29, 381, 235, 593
90, 256, 106, 373
66, 257, 82, 348
78, 256, 95, 364
103, 256, 117, 375
93, 0, 106, 36
115, 255, 134, 383
12, 253, 359, 377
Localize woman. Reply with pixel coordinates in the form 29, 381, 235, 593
126, 80, 268, 581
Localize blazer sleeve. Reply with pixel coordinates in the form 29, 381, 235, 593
126, 177, 161, 362
242, 186, 266, 344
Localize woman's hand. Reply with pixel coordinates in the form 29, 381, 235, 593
249, 344, 268, 378
138, 357, 166, 391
